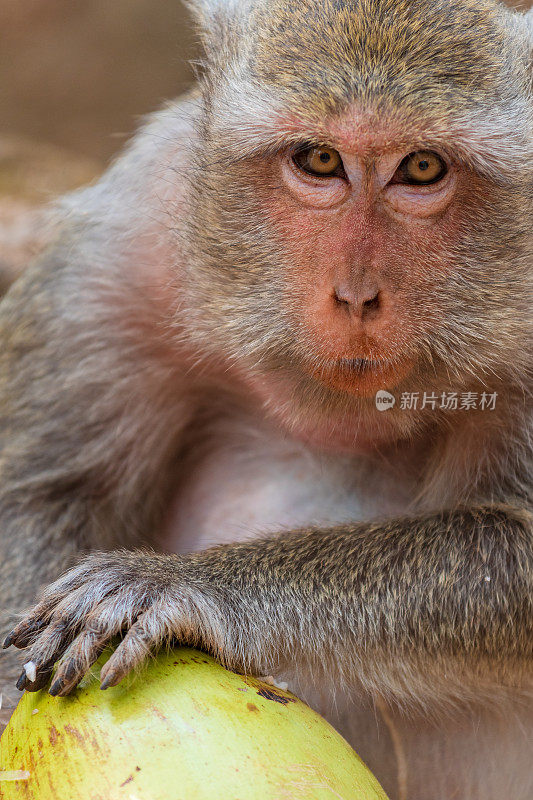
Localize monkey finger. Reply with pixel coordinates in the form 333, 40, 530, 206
47, 591, 151, 695
8, 557, 115, 649
26, 667, 55, 692
4, 574, 92, 646
99, 607, 166, 690
48, 631, 110, 696
16, 615, 81, 687
2, 594, 68, 649
16, 579, 125, 659
3, 617, 48, 650
7, 573, 93, 647
16, 664, 56, 693
15, 649, 59, 692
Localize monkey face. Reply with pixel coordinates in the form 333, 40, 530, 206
269, 133, 459, 400
182, 0, 532, 449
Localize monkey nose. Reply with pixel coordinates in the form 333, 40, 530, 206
332, 282, 382, 322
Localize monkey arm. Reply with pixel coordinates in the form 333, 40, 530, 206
5, 504, 532, 700
0, 251, 195, 699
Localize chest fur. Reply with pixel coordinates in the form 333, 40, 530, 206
162, 416, 414, 554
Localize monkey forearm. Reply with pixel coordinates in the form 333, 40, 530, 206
5, 504, 532, 698
197, 504, 533, 667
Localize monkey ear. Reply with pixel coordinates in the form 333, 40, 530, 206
525, 7, 533, 39
511, 6, 533, 74
184, 0, 254, 61
185, 0, 246, 32
525, 8, 533, 74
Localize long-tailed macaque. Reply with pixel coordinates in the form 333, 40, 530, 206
1, 1, 532, 797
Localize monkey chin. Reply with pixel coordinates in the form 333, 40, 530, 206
241, 359, 420, 454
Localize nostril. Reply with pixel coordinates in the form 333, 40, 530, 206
333, 289, 351, 306
333, 285, 381, 317
333, 285, 360, 307
362, 292, 380, 311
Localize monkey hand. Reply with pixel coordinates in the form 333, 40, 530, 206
3, 550, 246, 697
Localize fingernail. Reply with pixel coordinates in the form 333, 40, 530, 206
16, 672, 27, 691
99, 673, 116, 691
48, 679, 63, 696
62, 659, 78, 683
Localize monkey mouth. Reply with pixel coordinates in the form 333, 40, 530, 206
307, 355, 413, 397
336, 358, 385, 373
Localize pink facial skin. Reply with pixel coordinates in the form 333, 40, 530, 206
256, 112, 471, 404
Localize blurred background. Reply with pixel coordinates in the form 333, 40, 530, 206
0, 0, 197, 286
0, 0, 531, 289
1, 0, 196, 164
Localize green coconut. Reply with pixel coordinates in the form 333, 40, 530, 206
0, 647, 388, 800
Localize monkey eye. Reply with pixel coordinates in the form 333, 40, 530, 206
393, 151, 448, 186
293, 145, 345, 178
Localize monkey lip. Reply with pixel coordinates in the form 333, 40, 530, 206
307, 356, 413, 396
338, 358, 384, 371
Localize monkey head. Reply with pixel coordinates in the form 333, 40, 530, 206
181, 0, 533, 450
